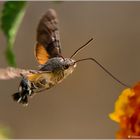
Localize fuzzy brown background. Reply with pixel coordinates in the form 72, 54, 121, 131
0, 1, 140, 138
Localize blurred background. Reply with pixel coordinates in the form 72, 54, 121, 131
0, 1, 140, 139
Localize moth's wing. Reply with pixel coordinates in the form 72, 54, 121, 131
0, 67, 50, 81
35, 9, 62, 65
0, 67, 33, 80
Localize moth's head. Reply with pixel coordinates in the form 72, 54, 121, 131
61, 58, 76, 77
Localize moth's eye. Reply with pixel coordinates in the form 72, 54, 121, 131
64, 64, 69, 69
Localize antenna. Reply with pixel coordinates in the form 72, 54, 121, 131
75, 58, 130, 88
70, 38, 94, 59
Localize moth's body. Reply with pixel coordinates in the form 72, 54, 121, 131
13, 57, 76, 104
28, 57, 76, 93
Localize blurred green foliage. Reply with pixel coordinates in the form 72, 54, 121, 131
1, 1, 27, 67
0, 125, 11, 139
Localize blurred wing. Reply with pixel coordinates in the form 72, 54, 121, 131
0, 67, 32, 80
35, 9, 62, 65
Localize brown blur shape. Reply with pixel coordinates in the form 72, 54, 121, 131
0, 1, 140, 139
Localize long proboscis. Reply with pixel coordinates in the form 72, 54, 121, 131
75, 58, 130, 88
70, 38, 94, 59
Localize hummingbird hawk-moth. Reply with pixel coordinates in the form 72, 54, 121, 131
0, 9, 129, 106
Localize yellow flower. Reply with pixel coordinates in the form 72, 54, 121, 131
109, 88, 134, 123
109, 82, 140, 138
